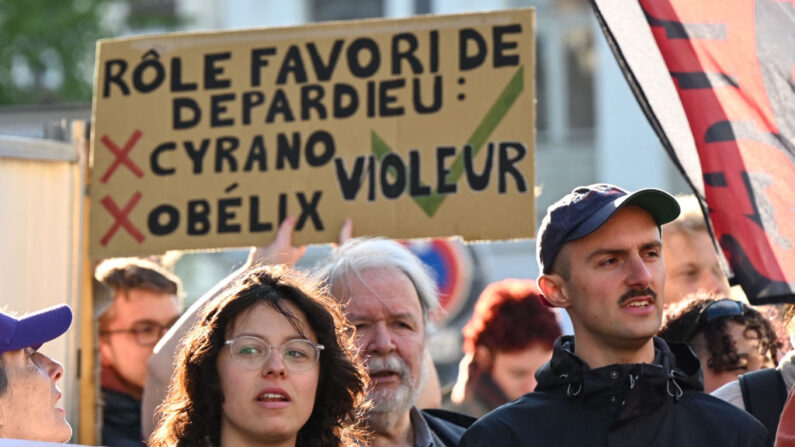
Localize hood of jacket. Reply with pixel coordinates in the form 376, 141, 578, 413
535, 335, 704, 420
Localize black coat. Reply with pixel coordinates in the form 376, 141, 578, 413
424, 408, 476, 446
101, 387, 144, 447
459, 336, 770, 447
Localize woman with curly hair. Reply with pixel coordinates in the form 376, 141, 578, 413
148, 264, 370, 447
659, 292, 780, 393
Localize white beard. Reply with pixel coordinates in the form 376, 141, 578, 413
366, 354, 428, 433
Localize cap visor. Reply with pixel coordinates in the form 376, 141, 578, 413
621, 189, 681, 226
568, 189, 680, 241
7, 304, 72, 352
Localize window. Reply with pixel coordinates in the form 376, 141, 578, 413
565, 27, 594, 130
536, 36, 548, 132
309, 0, 383, 21
515, 0, 595, 142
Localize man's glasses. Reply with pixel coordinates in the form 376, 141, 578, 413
225, 336, 324, 373
101, 320, 174, 347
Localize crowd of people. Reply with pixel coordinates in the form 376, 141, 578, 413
2, 182, 795, 446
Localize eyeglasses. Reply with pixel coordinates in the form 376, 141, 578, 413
101, 321, 174, 347
225, 336, 324, 373
697, 299, 747, 325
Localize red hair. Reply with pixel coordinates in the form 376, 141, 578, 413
463, 279, 561, 354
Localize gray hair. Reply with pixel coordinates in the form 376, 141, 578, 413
317, 238, 439, 330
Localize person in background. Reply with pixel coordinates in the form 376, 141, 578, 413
459, 183, 769, 446
446, 279, 561, 417
659, 294, 779, 392
148, 265, 369, 447
95, 258, 181, 447
0, 304, 73, 443
713, 303, 795, 436
319, 237, 474, 447
661, 195, 731, 306
662, 195, 791, 358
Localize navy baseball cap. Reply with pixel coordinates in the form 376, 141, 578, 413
537, 183, 680, 274
0, 304, 73, 354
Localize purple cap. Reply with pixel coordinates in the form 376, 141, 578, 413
0, 304, 73, 354
537, 183, 680, 274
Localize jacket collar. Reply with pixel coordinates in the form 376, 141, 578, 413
101, 364, 144, 400
535, 336, 704, 411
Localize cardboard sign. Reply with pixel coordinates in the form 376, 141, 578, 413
90, 9, 536, 258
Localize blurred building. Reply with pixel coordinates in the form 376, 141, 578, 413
0, 0, 693, 386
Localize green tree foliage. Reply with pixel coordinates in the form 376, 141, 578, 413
0, 0, 183, 105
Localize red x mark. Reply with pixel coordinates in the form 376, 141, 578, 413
100, 192, 145, 246
100, 130, 144, 184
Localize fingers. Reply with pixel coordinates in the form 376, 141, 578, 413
275, 216, 298, 245
248, 216, 305, 266
338, 218, 353, 245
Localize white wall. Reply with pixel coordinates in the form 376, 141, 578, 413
0, 140, 82, 442
384, 0, 414, 17
223, 0, 307, 28
433, 0, 510, 13
178, 0, 308, 30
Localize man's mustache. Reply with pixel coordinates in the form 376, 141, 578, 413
617, 288, 657, 306
366, 355, 409, 382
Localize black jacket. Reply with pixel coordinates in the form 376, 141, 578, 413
423, 408, 476, 446
459, 336, 770, 447
101, 387, 144, 447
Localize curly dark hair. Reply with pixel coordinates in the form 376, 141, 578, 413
659, 294, 781, 373
148, 264, 370, 447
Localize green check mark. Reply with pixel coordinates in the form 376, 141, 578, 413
371, 65, 526, 217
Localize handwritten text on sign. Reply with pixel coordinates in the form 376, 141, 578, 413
90, 9, 536, 258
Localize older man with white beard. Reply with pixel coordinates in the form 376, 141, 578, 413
319, 237, 474, 447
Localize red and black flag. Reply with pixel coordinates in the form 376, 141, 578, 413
591, 0, 795, 304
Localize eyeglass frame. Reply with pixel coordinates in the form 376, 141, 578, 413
100, 320, 175, 347
224, 335, 325, 372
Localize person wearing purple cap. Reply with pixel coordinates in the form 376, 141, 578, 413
459, 183, 769, 446
0, 304, 73, 443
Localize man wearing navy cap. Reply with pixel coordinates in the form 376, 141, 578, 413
460, 184, 769, 446
0, 304, 73, 443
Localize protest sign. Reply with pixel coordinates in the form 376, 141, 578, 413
90, 9, 536, 258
